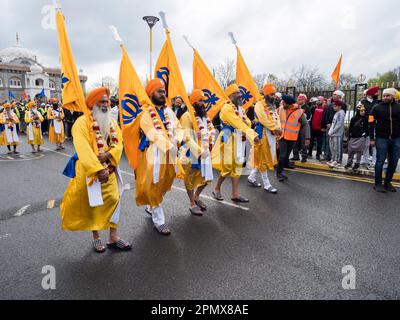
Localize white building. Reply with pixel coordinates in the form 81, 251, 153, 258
0, 35, 87, 102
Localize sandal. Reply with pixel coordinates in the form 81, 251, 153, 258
145, 206, 152, 216
212, 191, 224, 201
154, 224, 171, 236
231, 195, 250, 203
194, 199, 207, 212
190, 206, 203, 216
93, 239, 106, 253
106, 239, 132, 251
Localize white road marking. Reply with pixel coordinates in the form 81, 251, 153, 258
42, 147, 250, 211
14, 205, 31, 217
0, 234, 11, 240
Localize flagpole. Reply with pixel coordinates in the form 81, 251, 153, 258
143, 16, 159, 80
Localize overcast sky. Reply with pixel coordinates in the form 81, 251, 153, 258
1, 0, 399, 89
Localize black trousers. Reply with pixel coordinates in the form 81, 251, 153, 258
277, 139, 296, 174
309, 130, 324, 156
292, 132, 308, 159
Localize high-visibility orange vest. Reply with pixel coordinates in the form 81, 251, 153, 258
278, 106, 304, 141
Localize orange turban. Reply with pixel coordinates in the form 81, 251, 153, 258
49, 97, 59, 104
85, 87, 110, 109
3, 103, 11, 109
225, 84, 240, 98
26, 101, 35, 109
189, 89, 205, 105
146, 79, 165, 97
262, 83, 277, 96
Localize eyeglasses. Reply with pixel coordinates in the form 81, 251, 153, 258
99, 100, 110, 104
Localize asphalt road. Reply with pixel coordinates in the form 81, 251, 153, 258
0, 137, 399, 300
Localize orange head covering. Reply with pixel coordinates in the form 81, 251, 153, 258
26, 101, 35, 109
49, 97, 59, 104
225, 84, 240, 98
189, 89, 205, 105
85, 87, 110, 109
3, 103, 11, 109
262, 83, 277, 96
146, 79, 165, 97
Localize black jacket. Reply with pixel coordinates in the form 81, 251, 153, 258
370, 100, 400, 140
172, 105, 187, 120
323, 102, 348, 128
348, 115, 368, 138
359, 98, 380, 116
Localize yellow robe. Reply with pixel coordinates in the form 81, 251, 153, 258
135, 107, 185, 208
250, 100, 281, 172
47, 107, 65, 144
212, 103, 258, 178
25, 111, 44, 145
0, 111, 20, 146
179, 111, 211, 191
60, 116, 123, 231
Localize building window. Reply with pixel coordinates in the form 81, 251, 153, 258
35, 79, 44, 87
10, 78, 22, 88
49, 81, 56, 90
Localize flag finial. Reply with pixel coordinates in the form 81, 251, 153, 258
228, 32, 237, 45
109, 25, 122, 44
159, 11, 169, 30
182, 35, 194, 50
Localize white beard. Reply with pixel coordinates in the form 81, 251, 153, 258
92, 105, 111, 140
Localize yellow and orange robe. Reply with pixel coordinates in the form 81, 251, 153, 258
0, 110, 20, 146
60, 115, 123, 231
24, 110, 44, 145
135, 106, 194, 208
47, 107, 65, 144
212, 103, 258, 178
179, 111, 213, 191
250, 100, 281, 172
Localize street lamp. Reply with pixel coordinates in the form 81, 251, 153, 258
143, 16, 160, 80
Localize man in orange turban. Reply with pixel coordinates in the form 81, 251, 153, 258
61, 87, 132, 253
135, 79, 188, 235
179, 89, 215, 216
47, 98, 65, 150
0, 102, 20, 154
25, 101, 44, 152
211, 83, 259, 203
248, 83, 281, 193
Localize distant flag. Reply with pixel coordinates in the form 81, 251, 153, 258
55, 10, 87, 115
183, 36, 229, 120
110, 25, 151, 170
8, 91, 16, 100
155, 12, 198, 131
22, 91, 28, 101
38, 88, 46, 98
331, 54, 342, 90
229, 32, 263, 110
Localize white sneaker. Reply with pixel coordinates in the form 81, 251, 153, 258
329, 161, 338, 168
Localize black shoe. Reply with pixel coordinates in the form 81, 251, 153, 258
374, 185, 387, 193
352, 164, 360, 171
344, 164, 352, 170
286, 164, 296, 169
316, 155, 321, 161
384, 183, 397, 193
290, 157, 300, 161
277, 173, 288, 182
301, 158, 307, 163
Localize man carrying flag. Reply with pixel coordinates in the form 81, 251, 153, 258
212, 84, 260, 203
25, 101, 44, 153
136, 79, 188, 235
47, 98, 66, 150
0, 102, 20, 154
180, 89, 216, 216
248, 84, 281, 193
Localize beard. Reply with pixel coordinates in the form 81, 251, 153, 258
92, 105, 111, 140
233, 96, 243, 107
193, 103, 207, 118
152, 96, 166, 106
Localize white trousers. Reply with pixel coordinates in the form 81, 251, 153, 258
249, 169, 272, 189
150, 206, 165, 228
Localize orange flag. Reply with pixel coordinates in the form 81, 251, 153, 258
331, 54, 342, 89
154, 30, 198, 131
235, 45, 263, 110
118, 44, 152, 170
192, 49, 229, 120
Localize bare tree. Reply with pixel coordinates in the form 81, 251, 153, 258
90, 76, 118, 96
291, 65, 327, 89
339, 73, 357, 88
253, 73, 267, 91
215, 58, 235, 90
